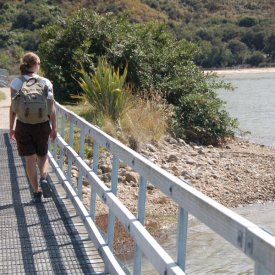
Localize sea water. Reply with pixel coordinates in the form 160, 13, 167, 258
218, 72, 275, 146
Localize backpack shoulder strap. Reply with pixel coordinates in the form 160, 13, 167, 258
18, 76, 27, 90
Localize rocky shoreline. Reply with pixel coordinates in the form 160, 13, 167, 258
70, 136, 275, 257
76, 136, 275, 212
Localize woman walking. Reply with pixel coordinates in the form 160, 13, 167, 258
9, 52, 57, 203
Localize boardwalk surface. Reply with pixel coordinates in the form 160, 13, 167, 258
0, 88, 106, 274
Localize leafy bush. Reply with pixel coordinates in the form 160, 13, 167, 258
238, 17, 258, 27
241, 30, 265, 50
246, 51, 266, 66
174, 92, 238, 145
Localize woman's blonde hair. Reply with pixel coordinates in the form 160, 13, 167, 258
19, 52, 40, 75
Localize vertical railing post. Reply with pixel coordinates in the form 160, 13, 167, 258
177, 206, 189, 271
67, 117, 74, 184
53, 109, 58, 160
77, 126, 85, 199
254, 228, 273, 275
59, 112, 66, 171
133, 176, 147, 275
90, 140, 99, 220
107, 156, 119, 250
255, 262, 271, 275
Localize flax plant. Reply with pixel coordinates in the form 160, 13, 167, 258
77, 57, 131, 121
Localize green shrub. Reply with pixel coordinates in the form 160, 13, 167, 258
77, 57, 131, 121
238, 17, 258, 27
174, 92, 238, 145
246, 51, 266, 66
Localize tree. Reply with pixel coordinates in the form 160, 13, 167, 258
241, 30, 265, 50
246, 51, 266, 66
264, 32, 275, 61
228, 39, 249, 64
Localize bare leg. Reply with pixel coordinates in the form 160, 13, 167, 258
37, 154, 52, 198
25, 154, 40, 192
37, 154, 48, 179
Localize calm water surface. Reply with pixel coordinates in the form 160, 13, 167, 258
126, 202, 275, 274
218, 72, 275, 146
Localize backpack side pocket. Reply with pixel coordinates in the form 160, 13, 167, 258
11, 92, 20, 113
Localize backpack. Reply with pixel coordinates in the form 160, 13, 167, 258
12, 76, 54, 124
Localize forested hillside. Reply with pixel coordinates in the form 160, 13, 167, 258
1, 0, 275, 73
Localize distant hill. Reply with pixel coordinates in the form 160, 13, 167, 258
1, 0, 275, 73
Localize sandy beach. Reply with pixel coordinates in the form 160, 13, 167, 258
206, 66, 275, 75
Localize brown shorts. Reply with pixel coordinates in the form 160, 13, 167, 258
15, 120, 51, 156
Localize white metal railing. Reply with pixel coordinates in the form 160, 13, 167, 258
48, 102, 275, 275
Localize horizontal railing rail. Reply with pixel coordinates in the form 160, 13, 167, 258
48, 101, 275, 274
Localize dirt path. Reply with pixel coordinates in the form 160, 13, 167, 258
0, 87, 10, 129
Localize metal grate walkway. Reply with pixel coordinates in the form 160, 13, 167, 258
0, 130, 106, 274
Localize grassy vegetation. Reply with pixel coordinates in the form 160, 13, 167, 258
64, 94, 171, 151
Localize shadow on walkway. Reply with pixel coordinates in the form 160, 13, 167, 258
0, 130, 104, 274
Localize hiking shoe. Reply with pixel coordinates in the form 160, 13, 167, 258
31, 191, 42, 203
40, 178, 52, 198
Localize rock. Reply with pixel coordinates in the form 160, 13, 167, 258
208, 159, 215, 165
146, 143, 157, 152
82, 179, 89, 187
125, 171, 139, 183
130, 181, 138, 187
167, 154, 178, 162
185, 158, 196, 165
82, 187, 89, 195
147, 183, 154, 190
118, 175, 124, 182
198, 148, 205, 155
181, 170, 194, 178
119, 161, 127, 168
99, 164, 112, 174
72, 170, 79, 178
178, 138, 187, 145
101, 173, 111, 183
165, 136, 178, 144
